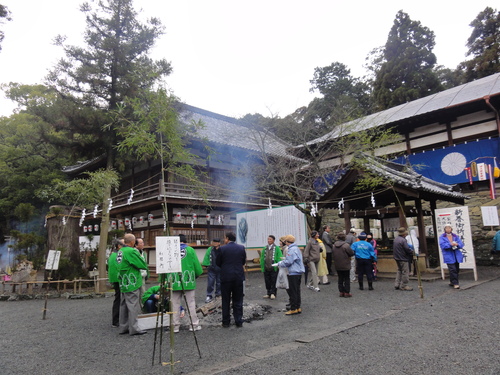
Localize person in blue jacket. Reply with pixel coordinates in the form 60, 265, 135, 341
439, 225, 464, 289
274, 234, 305, 316
492, 230, 500, 254
351, 232, 376, 291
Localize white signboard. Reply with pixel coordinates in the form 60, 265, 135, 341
481, 206, 499, 226
45, 250, 61, 270
236, 205, 308, 248
434, 206, 477, 281
155, 236, 182, 274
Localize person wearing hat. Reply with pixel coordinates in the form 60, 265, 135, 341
202, 238, 222, 303
393, 227, 414, 291
350, 232, 376, 290
273, 235, 305, 315
439, 225, 464, 289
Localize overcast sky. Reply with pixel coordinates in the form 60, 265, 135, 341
0, 0, 496, 119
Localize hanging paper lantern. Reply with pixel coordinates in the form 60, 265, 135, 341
94, 224, 99, 232
124, 218, 130, 226
148, 214, 154, 222
111, 221, 117, 230
83, 225, 88, 233
176, 212, 181, 219
118, 219, 124, 227
192, 213, 197, 220
206, 213, 211, 221
139, 216, 144, 224
132, 217, 137, 225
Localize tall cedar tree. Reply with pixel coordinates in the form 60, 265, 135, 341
373, 10, 442, 110
46, 0, 172, 286
459, 7, 500, 82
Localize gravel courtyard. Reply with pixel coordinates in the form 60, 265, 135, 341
1, 267, 499, 375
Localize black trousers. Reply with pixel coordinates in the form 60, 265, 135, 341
112, 282, 120, 326
447, 262, 460, 285
357, 258, 374, 282
286, 274, 302, 310
337, 270, 350, 293
221, 279, 244, 325
263, 270, 278, 296
326, 252, 334, 275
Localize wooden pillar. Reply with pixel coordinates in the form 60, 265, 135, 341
343, 201, 351, 232
395, 193, 406, 227
430, 199, 438, 252
380, 215, 387, 246
415, 198, 427, 255
363, 217, 370, 234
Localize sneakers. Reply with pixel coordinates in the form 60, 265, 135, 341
173, 327, 180, 333
270, 294, 276, 300
307, 285, 314, 290
453, 285, 460, 289
285, 309, 299, 315
189, 325, 202, 331
205, 296, 213, 303
313, 287, 320, 292
400, 286, 413, 291
263, 294, 270, 298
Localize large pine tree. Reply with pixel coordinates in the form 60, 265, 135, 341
45, 0, 172, 285
372, 10, 442, 110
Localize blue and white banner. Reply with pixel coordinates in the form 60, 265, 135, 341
393, 137, 500, 185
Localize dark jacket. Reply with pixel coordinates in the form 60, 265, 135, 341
216, 241, 246, 282
332, 240, 354, 270
393, 235, 413, 261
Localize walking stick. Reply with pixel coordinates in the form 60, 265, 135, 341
414, 255, 424, 299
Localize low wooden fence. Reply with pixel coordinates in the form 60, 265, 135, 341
1, 277, 109, 295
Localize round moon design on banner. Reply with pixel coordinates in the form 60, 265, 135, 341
441, 152, 467, 176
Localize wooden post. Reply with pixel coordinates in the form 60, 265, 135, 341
415, 199, 427, 255
343, 201, 351, 232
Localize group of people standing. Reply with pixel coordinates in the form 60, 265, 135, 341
108, 231, 249, 333
107, 233, 149, 336
107, 224, 469, 333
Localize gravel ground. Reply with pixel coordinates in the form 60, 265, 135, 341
1, 267, 500, 375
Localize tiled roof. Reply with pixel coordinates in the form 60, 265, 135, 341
63, 104, 305, 174
62, 155, 106, 174
303, 73, 500, 147
319, 153, 469, 201
178, 104, 304, 161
